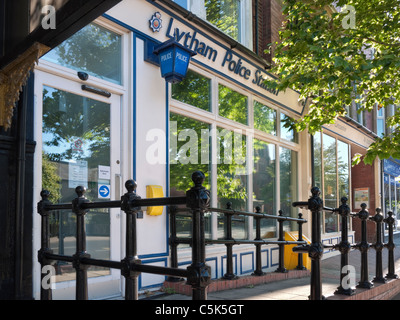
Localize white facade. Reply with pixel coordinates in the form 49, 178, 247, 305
31, 0, 363, 299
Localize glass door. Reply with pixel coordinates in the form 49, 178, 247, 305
36, 71, 122, 299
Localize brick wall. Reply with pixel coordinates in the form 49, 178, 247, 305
351, 144, 377, 243
254, 0, 284, 64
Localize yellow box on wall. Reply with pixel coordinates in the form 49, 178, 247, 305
146, 185, 164, 216
284, 231, 311, 270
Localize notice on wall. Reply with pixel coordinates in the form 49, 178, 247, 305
68, 160, 88, 189
354, 187, 369, 210
98, 165, 111, 180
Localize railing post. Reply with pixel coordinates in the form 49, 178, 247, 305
72, 186, 90, 300
37, 190, 53, 300
275, 210, 287, 273
167, 205, 182, 282
333, 197, 355, 295
223, 202, 237, 280
295, 213, 306, 271
121, 179, 142, 300
354, 203, 373, 289
384, 211, 398, 280
370, 208, 387, 284
253, 206, 265, 276
292, 187, 324, 300
186, 171, 211, 300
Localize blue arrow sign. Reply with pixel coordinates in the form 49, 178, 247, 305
98, 185, 110, 198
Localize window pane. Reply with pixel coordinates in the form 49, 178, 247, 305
217, 128, 248, 239
172, 0, 188, 9
377, 119, 385, 137
280, 113, 298, 142
279, 147, 298, 232
384, 174, 390, 214
313, 133, 322, 190
205, 0, 240, 41
254, 101, 276, 135
42, 86, 111, 281
396, 180, 400, 230
323, 134, 338, 233
169, 113, 211, 241
391, 176, 396, 213
337, 140, 349, 199
172, 70, 211, 111
42, 23, 122, 84
218, 84, 248, 125
253, 139, 276, 238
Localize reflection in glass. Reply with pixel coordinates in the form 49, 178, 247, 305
253, 139, 276, 237
218, 84, 248, 125
337, 140, 349, 199
391, 176, 396, 213
217, 128, 248, 239
280, 113, 298, 142
313, 133, 322, 190
396, 181, 400, 230
205, 0, 240, 41
279, 147, 298, 231
169, 113, 211, 242
172, 70, 211, 111
42, 86, 111, 281
254, 101, 276, 135
42, 23, 122, 84
323, 134, 338, 233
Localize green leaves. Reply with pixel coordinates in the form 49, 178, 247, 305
267, 0, 400, 165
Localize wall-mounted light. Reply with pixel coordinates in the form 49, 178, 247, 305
153, 37, 196, 84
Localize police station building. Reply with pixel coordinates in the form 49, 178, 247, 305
29, 0, 380, 299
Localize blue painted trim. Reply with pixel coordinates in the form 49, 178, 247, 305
165, 81, 170, 256
220, 254, 238, 278
177, 258, 218, 280
239, 252, 254, 274
206, 257, 218, 280
138, 257, 168, 290
270, 247, 279, 267
261, 248, 269, 269
322, 238, 332, 253
101, 13, 301, 116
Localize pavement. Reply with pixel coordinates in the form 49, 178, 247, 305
141, 236, 400, 301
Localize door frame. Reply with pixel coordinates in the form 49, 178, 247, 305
32, 66, 128, 300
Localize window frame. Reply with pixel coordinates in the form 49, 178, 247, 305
169, 65, 300, 241
313, 132, 352, 234
172, 0, 253, 49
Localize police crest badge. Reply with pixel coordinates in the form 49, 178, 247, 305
149, 12, 162, 32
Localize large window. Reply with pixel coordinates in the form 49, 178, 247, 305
170, 68, 299, 241
313, 133, 350, 233
172, 0, 253, 49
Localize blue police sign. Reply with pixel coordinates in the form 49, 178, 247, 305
153, 38, 196, 84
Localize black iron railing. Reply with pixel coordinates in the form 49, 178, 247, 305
292, 187, 398, 300
39, 177, 398, 301
38, 171, 211, 300
168, 203, 308, 281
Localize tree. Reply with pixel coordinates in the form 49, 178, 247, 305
264, 0, 400, 165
